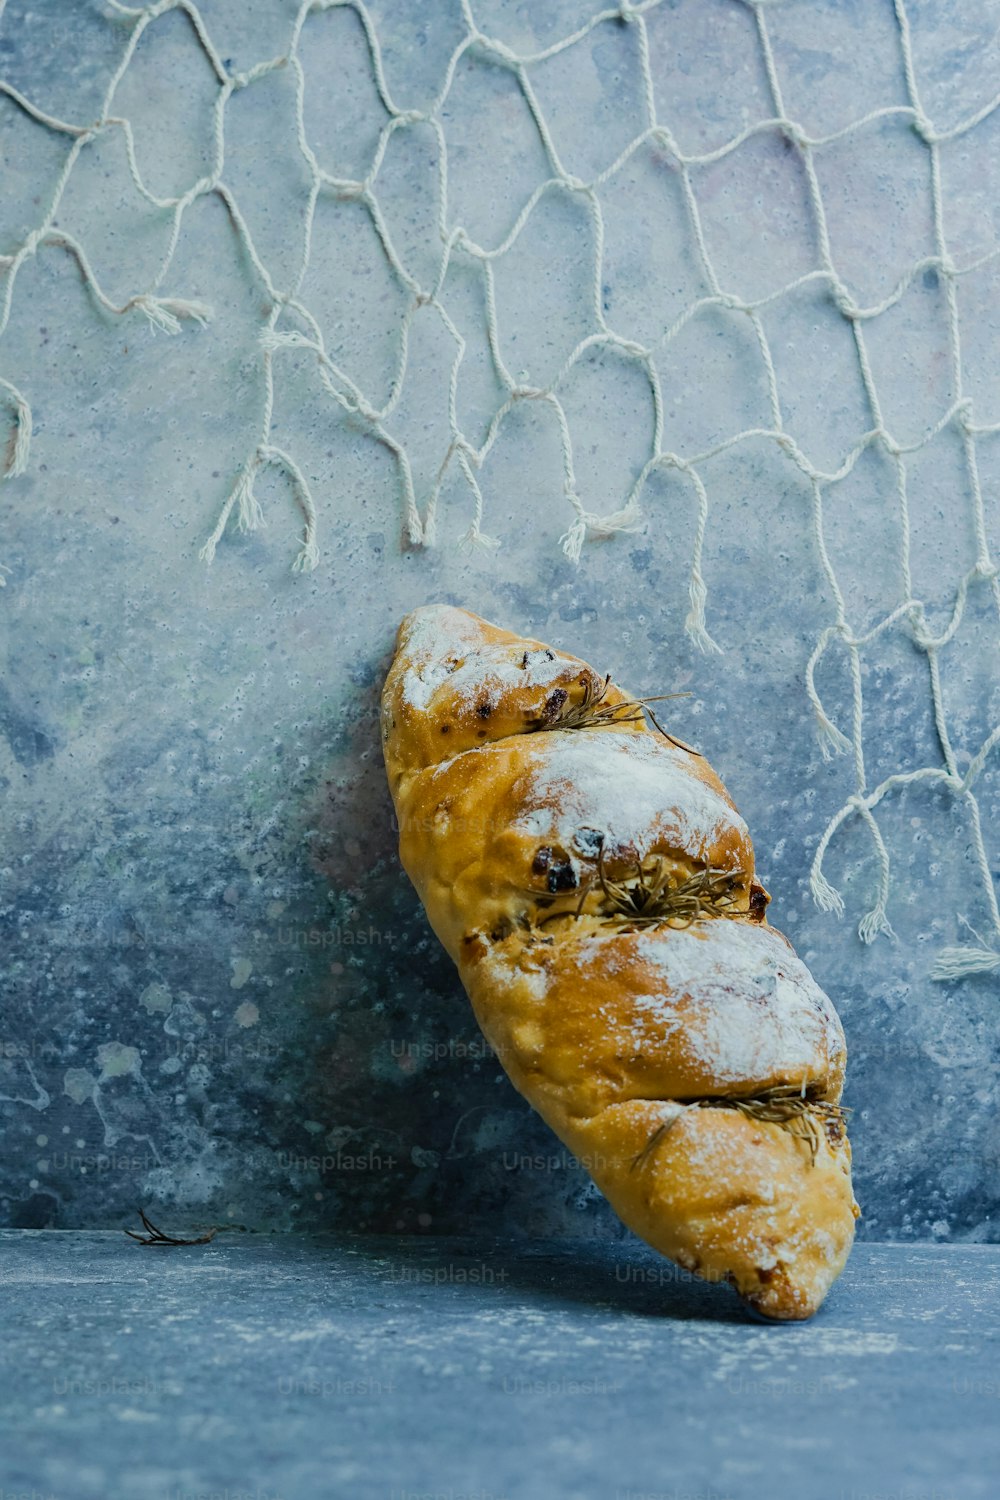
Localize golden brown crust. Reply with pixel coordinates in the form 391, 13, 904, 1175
394, 733, 755, 960
382, 605, 641, 775
381, 604, 858, 1319
569, 1101, 856, 1320
463, 921, 847, 1118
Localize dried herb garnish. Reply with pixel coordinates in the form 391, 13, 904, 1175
631, 1086, 851, 1172
124, 1208, 243, 1246
536, 672, 701, 756
534, 846, 749, 930
589, 845, 746, 928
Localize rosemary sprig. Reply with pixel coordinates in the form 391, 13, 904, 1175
535, 673, 701, 756
630, 1086, 851, 1172
533, 847, 750, 931
591, 847, 746, 928
124, 1208, 239, 1246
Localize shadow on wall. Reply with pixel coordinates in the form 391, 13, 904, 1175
297, 653, 582, 1237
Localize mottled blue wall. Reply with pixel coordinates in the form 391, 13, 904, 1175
1, 0, 998, 1240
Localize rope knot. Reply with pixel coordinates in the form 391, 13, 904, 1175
482, 35, 517, 63
912, 112, 936, 144
832, 287, 858, 319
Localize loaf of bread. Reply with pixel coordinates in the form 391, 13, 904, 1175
381, 604, 859, 1319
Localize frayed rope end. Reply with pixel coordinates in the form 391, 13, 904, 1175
811, 868, 845, 918
858, 906, 895, 945
3, 395, 31, 480
233, 470, 265, 534
586, 504, 643, 541
814, 709, 852, 761
685, 574, 723, 655
459, 526, 501, 555
684, 616, 723, 655
931, 945, 1000, 981
291, 540, 320, 573
133, 296, 214, 336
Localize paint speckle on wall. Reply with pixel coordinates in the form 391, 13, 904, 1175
139, 983, 173, 1015
63, 1070, 96, 1105
96, 1044, 141, 1081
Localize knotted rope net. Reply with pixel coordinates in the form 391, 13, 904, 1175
1, 0, 998, 980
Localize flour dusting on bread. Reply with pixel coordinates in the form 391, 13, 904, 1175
511, 731, 747, 869
382, 605, 858, 1320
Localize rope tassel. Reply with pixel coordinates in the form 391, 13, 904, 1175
684, 571, 723, 655
931, 945, 1000, 980
233, 466, 265, 533
459, 526, 501, 554
858, 903, 895, 945
1, 381, 31, 479
130, 296, 213, 335
810, 867, 845, 918
812, 705, 852, 760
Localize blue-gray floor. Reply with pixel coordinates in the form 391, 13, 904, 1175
1, 1231, 997, 1500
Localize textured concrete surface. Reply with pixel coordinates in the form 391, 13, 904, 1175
0, 0, 998, 1239
1, 1230, 999, 1500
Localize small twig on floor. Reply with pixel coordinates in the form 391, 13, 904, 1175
124, 1208, 224, 1246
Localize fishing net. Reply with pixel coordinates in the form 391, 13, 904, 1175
1, 0, 998, 980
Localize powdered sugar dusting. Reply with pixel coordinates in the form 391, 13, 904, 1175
511, 732, 746, 865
